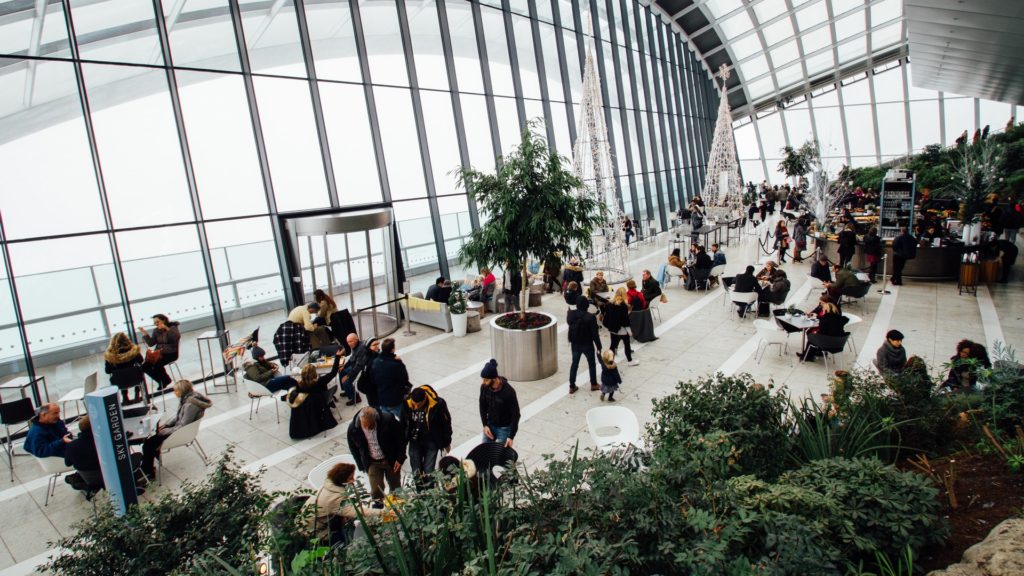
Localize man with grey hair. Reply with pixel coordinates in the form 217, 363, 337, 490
25, 403, 71, 458
339, 333, 364, 406
347, 406, 406, 501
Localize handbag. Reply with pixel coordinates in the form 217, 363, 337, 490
145, 348, 162, 365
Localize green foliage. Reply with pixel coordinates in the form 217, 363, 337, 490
845, 166, 887, 192
446, 289, 467, 314
788, 397, 902, 465
980, 343, 1024, 436
648, 373, 792, 480
778, 457, 946, 565
777, 139, 821, 179
455, 119, 604, 318
947, 138, 1005, 222
45, 451, 270, 576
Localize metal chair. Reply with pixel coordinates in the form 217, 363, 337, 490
708, 264, 727, 287
246, 380, 284, 424
840, 282, 871, 310
35, 456, 74, 506
156, 420, 209, 483
58, 372, 98, 419
802, 333, 851, 373
842, 313, 863, 354
666, 265, 685, 287
586, 406, 643, 452
753, 319, 789, 362
306, 454, 370, 493
731, 291, 759, 320
647, 295, 662, 322
689, 268, 712, 293
0, 398, 35, 481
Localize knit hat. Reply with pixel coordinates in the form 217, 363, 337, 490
480, 359, 498, 379
251, 346, 266, 359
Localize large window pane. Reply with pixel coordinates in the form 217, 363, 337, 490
374, 87, 426, 200
116, 225, 215, 383
408, 2, 448, 91
0, 250, 28, 381
539, 21, 563, 101
844, 104, 876, 160
361, 0, 408, 86
0, 61, 106, 239
8, 235, 125, 399
252, 76, 330, 211
70, 0, 162, 65
783, 105, 814, 145
480, 6, 514, 97
0, 1, 69, 58
165, 0, 241, 71
177, 71, 268, 219
305, 0, 362, 82
757, 113, 786, 159
445, 0, 484, 93
460, 93, 496, 170
320, 82, 382, 206
909, 98, 941, 151
494, 96, 521, 157
811, 90, 847, 160
83, 65, 195, 227
979, 100, 1012, 134
421, 91, 462, 197
437, 195, 471, 272
394, 199, 440, 293
943, 95, 974, 147
512, 14, 541, 99
239, 0, 305, 76
876, 102, 908, 160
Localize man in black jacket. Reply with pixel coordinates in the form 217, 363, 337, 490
891, 226, 917, 285
731, 265, 762, 318
810, 256, 832, 284
478, 359, 520, 447
567, 295, 603, 393
425, 276, 452, 303
401, 385, 453, 488
370, 338, 411, 419
347, 407, 407, 501
640, 270, 662, 303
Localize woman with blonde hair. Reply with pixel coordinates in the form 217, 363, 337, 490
104, 332, 145, 404
601, 288, 638, 366
287, 347, 344, 439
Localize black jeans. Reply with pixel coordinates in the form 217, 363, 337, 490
893, 256, 907, 284
569, 343, 597, 388
407, 439, 440, 488
142, 354, 177, 387
609, 333, 633, 362
141, 433, 168, 474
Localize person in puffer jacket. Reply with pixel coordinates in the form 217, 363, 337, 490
140, 380, 212, 478
400, 384, 453, 488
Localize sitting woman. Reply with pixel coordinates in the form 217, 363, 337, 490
941, 339, 991, 393
287, 349, 343, 440
104, 332, 145, 405
806, 294, 842, 317
303, 462, 381, 546
588, 271, 610, 309
668, 248, 685, 270
563, 281, 581, 306
625, 279, 647, 310
140, 380, 212, 478
562, 257, 584, 287
799, 301, 848, 360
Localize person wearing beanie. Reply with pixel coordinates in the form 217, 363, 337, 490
874, 330, 907, 378
243, 345, 279, 386
401, 384, 453, 488
478, 359, 519, 447
566, 295, 603, 393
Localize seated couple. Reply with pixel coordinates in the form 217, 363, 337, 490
797, 295, 849, 361
728, 265, 789, 317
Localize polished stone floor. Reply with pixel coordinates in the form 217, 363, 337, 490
1, 216, 1021, 575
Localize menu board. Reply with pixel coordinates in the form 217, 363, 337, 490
879, 177, 915, 239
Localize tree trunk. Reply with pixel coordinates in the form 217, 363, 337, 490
520, 259, 529, 320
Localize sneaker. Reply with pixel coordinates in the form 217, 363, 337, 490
590, 383, 600, 391
628, 360, 640, 366
569, 385, 579, 394
607, 396, 616, 402
600, 393, 605, 401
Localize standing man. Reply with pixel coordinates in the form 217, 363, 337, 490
478, 359, 520, 447
891, 226, 917, 286
567, 296, 603, 394
402, 385, 452, 488
371, 338, 411, 419
347, 407, 406, 502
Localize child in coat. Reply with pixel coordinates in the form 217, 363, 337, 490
600, 349, 621, 402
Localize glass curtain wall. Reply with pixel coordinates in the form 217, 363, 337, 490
0, 0, 716, 398
734, 58, 1019, 184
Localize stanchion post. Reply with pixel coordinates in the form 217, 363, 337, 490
402, 280, 416, 336
877, 253, 891, 295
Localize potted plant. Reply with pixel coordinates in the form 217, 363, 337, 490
949, 138, 1004, 245
456, 120, 604, 381
778, 140, 819, 187
448, 289, 468, 338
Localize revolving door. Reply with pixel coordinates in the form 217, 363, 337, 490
283, 209, 400, 339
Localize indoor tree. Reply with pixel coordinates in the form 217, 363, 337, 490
455, 119, 605, 322
778, 139, 821, 187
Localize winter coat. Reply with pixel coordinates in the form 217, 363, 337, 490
287, 356, 341, 440
837, 230, 857, 257
303, 478, 357, 542
347, 408, 407, 471
863, 232, 882, 258
104, 345, 145, 390
25, 417, 69, 458
874, 342, 907, 376
478, 378, 520, 439
892, 232, 918, 260
626, 288, 647, 310
600, 364, 621, 395
642, 277, 662, 303
64, 432, 100, 472
567, 298, 602, 349
371, 353, 412, 408
244, 360, 278, 385
816, 312, 849, 337
602, 302, 631, 333
143, 322, 181, 360
401, 385, 453, 448
162, 391, 212, 436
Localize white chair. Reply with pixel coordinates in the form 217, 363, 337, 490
647, 295, 662, 323
586, 406, 643, 452
731, 291, 759, 319
753, 319, 789, 362
35, 456, 74, 506
246, 380, 284, 424
842, 313, 863, 354
806, 276, 825, 293
307, 454, 370, 493
666, 265, 685, 287
156, 420, 209, 482
58, 372, 98, 418
708, 264, 726, 287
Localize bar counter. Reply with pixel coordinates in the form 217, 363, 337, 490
811, 234, 963, 280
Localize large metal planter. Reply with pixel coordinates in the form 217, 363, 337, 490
489, 312, 558, 382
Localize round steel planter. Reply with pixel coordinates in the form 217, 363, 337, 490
489, 312, 558, 382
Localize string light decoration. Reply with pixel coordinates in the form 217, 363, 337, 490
701, 64, 744, 219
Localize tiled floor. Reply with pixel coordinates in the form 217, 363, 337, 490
2, 217, 1021, 575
